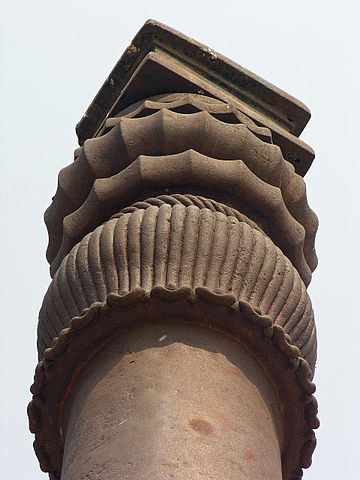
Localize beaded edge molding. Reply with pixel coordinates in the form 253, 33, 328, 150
29, 286, 319, 480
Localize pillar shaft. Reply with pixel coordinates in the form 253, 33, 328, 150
61, 323, 282, 480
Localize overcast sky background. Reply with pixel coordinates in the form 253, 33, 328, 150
1, 1, 359, 479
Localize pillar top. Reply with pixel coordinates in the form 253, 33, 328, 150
30, 20, 319, 480
76, 19, 314, 175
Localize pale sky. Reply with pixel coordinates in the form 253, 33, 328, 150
1, 1, 359, 479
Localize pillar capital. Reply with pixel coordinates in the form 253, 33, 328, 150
76, 20, 314, 177
29, 20, 318, 480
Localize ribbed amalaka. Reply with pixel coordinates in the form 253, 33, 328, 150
29, 21, 319, 480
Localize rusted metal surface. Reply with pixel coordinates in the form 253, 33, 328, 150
61, 323, 283, 480
75, 21, 314, 176
29, 20, 318, 480
45, 95, 317, 278
29, 290, 318, 479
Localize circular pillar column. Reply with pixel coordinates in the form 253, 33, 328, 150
61, 322, 283, 480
